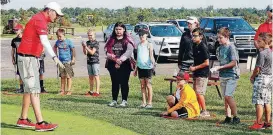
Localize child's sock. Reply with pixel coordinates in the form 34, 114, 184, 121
40, 80, 44, 88
20, 84, 23, 90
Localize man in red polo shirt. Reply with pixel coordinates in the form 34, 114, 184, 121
254, 6, 272, 49
16, 2, 65, 132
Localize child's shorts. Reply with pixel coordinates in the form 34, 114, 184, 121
173, 96, 188, 118
87, 63, 100, 76
252, 74, 273, 105
193, 77, 208, 95
59, 62, 74, 78
138, 67, 153, 79
220, 77, 238, 97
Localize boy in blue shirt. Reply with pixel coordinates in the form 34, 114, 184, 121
53, 29, 76, 95
213, 27, 240, 124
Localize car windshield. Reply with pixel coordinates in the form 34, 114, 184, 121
149, 25, 182, 37
178, 21, 188, 28
215, 19, 254, 31
125, 24, 134, 30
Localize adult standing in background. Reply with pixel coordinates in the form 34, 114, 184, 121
178, 17, 200, 71
254, 5, 272, 50
16, 2, 65, 132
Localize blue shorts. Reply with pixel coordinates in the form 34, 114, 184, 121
87, 63, 100, 76
220, 77, 238, 97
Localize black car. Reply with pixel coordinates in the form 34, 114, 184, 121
200, 17, 256, 59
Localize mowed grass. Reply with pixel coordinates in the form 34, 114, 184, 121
1, 74, 272, 135
1, 104, 140, 135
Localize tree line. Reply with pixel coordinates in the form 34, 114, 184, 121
1, 5, 268, 28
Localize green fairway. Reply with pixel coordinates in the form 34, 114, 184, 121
1, 104, 139, 135
1, 74, 272, 135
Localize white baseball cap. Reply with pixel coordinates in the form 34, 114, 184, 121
45, 2, 64, 16
187, 16, 199, 24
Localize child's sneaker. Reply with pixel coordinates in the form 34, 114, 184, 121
145, 104, 153, 109
85, 91, 93, 96
220, 116, 232, 124
200, 110, 210, 117
35, 121, 58, 132
232, 116, 240, 124
41, 87, 47, 93
139, 104, 146, 108
119, 100, 128, 107
92, 92, 100, 97
15, 88, 24, 94
263, 122, 272, 129
58, 91, 65, 96
66, 91, 72, 95
249, 122, 264, 130
16, 118, 35, 128
108, 100, 117, 107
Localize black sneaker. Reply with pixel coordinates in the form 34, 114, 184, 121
232, 116, 240, 124
263, 122, 272, 129
15, 88, 24, 93
221, 116, 232, 124
41, 87, 47, 93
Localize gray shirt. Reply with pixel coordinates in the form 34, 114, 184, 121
216, 43, 239, 78
255, 48, 272, 75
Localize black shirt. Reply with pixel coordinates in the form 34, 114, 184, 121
86, 40, 99, 64
11, 36, 22, 64
193, 41, 210, 77
178, 29, 193, 65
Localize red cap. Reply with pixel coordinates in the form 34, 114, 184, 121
14, 24, 24, 30
175, 71, 190, 81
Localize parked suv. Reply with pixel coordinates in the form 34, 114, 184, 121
103, 24, 134, 42
200, 17, 256, 59
132, 22, 182, 60
167, 19, 188, 32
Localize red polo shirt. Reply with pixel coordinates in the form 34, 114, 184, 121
254, 21, 272, 40
18, 12, 49, 57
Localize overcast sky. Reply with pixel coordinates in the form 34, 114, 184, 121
1, 0, 272, 10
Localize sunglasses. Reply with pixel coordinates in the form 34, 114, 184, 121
192, 34, 200, 38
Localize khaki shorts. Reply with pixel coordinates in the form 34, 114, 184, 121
59, 62, 74, 78
17, 55, 40, 94
193, 77, 208, 95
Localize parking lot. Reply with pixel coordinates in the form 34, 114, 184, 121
1, 32, 251, 79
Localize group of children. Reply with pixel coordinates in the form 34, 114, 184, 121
11, 25, 272, 129
160, 27, 272, 130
